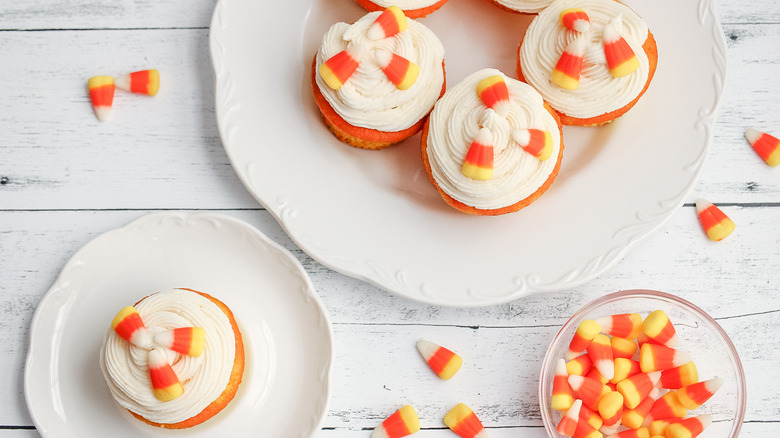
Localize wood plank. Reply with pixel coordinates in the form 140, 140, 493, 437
0, 24, 779, 210
2, 208, 778, 426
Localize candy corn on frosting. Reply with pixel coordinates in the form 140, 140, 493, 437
518, 0, 657, 126
354, 0, 451, 18
100, 288, 244, 429
313, 8, 445, 149
422, 69, 563, 215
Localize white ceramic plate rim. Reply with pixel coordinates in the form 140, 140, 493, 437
24, 212, 333, 437
210, 0, 727, 307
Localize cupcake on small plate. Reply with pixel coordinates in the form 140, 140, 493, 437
100, 288, 244, 429
354, 0, 450, 18
312, 7, 446, 149
491, 0, 556, 14
422, 68, 564, 215
517, 0, 658, 126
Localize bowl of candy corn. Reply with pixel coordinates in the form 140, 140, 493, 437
539, 290, 746, 438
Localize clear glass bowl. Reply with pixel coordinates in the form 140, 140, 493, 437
539, 290, 746, 437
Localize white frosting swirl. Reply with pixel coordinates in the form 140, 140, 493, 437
494, 0, 555, 14
315, 11, 445, 132
367, 0, 442, 8
100, 289, 237, 425
519, 0, 650, 119
426, 69, 561, 210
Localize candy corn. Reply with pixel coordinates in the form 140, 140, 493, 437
621, 388, 659, 429
641, 310, 678, 347
558, 399, 582, 436
587, 367, 609, 384
598, 391, 624, 427
602, 15, 639, 78
443, 403, 489, 438
606, 428, 649, 438
645, 391, 687, 424
560, 8, 591, 33
567, 354, 594, 376
611, 337, 639, 360
745, 127, 780, 166
596, 314, 643, 340
148, 348, 183, 401
573, 415, 603, 438
649, 418, 682, 436
551, 36, 587, 90
639, 344, 690, 373
616, 371, 661, 409
372, 405, 420, 438
154, 327, 205, 357
462, 128, 494, 181
567, 320, 602, 360
115, 69, 160, 96
580, 403, 604, 430
676, 377, 723, 410
416, 339, 462, 380
611, 358, 641, 385
367, 6, 408, 40
88, 75, 115, 122
553, 358, 576, 411
659, 362, 698, 389
664, 415, 712, 438
111, 306, 152, 348
476, 75, 510, 118
512, 128, 553, 161
588, 334, 615, 380
569, 374, 607, 411
319, 47, 363, 90
375, 50, 419, 90
695, 199, 735, 242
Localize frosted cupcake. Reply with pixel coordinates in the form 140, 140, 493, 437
312, 7, 446, 149
100, 288, 244, 429
517, 0, 658, 126
422, 69, 563, 215
354, 0, 451, 18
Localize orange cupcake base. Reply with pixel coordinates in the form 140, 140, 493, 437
353, 0, 451, 18
311, 56, 446, 150
421, 103, 564, 216
129, 289, 245, 429
517, 31, 658, 127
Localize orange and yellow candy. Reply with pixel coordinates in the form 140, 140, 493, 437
639, 344, 690, 373
605, 428, 650, 438
664, 415, 712, 438
641, 310, 678, 347
676, 377, 723, 410
567, 319, 602, 360
111, 306, 151, 348
621, 388, 659, 429
568, 374, 607, 412
598, 391, 624, 428
148, 348, 184, 401
617, 371, 661, 409
588, 333, 615, 381
154, 327, 205, 357
416, 339, 463, 380
476, 75, 511, 118
567, 354, 594, 376
552, 36, 587, 90
645, 391, 687, 424
372, 405, 420, 438
560, 8, 591, 33
602, 15, 639, 78
659, 362, 698, 390
115, 69, 160, 96
87, 75, 115, 122
443, 403, 489, 438
367, 6, 408, 40
513, 128, 553, 161
558, 399, 582, 436
745, 127, 780, 167
611, 337, 639, 360
462, 128, 494, 181
611, 358, 641, 385
596, 313, 643, 340
553, 358, 576, 411
319, 47, 363, 90
695, 199, 735, 242
375, 50, 419, 90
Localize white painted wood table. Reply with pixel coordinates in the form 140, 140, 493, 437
1, 0, 778, 436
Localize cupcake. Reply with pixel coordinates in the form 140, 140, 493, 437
422, 68, 563, 215
491, 0, 556, 14
100, 288, 244, 429
517, 0, 658, 126
353, 0, 450, 18
312, 7, 446, 149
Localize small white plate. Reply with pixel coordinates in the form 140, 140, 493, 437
24, 213, 333, 437
210, 0, 727, 306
